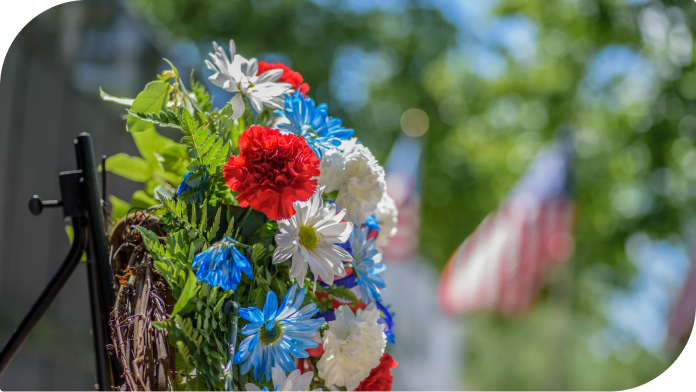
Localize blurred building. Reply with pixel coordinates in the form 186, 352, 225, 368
0, 1, 165, 389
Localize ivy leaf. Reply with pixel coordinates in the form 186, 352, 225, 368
105, 153, 152, 182
172, 270, 200, 316
126, 80, 171, 133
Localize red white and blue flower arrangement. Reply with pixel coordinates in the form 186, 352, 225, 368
102, 39, 398, 391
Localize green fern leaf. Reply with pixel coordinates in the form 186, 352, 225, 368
127, 109, 182, 129
208, 206, 222, 242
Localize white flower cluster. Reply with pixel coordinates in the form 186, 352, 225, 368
317, 304, 387, 390
318, 142, 382, 221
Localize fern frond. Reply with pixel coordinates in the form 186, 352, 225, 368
158, 191, 210, 247
250, 244, 266, 265
207, 206, 222, 242
127, 109, 182, 129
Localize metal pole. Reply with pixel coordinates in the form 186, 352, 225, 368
74, 133, 122, 389
0, 216, 88, 375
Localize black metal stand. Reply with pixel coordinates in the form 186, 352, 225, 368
0, 133, 123, 390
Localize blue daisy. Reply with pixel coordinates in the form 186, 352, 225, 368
192, 237, 252, 291
234, 284, 324, 381
349, 226, 387, 304
274, 89, 354, 159
177, 171, 207, 204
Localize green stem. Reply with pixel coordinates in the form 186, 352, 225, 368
235, 205, 253, 239
224, 297, 240, 391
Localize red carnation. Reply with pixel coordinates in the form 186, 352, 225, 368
355, 353, 398, 391
223, 126, 320, 220
258, 61, 310, 95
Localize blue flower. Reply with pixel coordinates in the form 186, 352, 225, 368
349, 226, 387, 304
364, 214, 380, 231
381, 303, 396, 345
192, 237, 252, 291
234, 284, 324, 381
274, 90, 354, 159
177, 171, 207, 204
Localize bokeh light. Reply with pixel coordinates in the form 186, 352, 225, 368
400, 108, 429, 137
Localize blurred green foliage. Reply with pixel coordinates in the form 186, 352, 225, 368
125, 0, 694, 389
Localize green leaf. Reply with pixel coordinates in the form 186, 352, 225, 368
65, 225, 74, 243
128, 109, 182, 129
154, 185, 175, 200
131, 190, 159, 208
172, 270, 200, 316
155, 144, 190, 175
132, 127, 177, 169
251, 244, 266, 265
99, 87, 134, 106
207, 207, 222, 242
105, 153, 152, 182
326, 285, 358, 303
109, 195, 130, 222
232, 208, 268, 239
127, 80, 171, 133
135, 225, 160, 244
163, 58, 180, 78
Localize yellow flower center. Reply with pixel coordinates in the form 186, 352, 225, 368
298, 225, 318, 250
260, 322, 282, 344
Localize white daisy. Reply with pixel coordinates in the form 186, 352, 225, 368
245, 367, 318, 391
374, 193, 398, 251
205, 40, 291, 119
273, 187, 353, 287
318, 143, 386, 225
316, 304, 386, 390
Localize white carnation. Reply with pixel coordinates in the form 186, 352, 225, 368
374, 193, 398, 251
318, 142, 386, 225
318, 148, 346, 192
317, 304, 386, 391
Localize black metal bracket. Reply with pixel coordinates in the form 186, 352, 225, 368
0, 133, 123, 390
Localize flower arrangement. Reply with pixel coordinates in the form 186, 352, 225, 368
102, 39, 398, 391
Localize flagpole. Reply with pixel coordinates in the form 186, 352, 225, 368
542, 255, 576, 390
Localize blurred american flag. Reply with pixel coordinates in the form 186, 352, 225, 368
439, 132, 576, 315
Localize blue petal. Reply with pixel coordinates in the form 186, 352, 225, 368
263, 291, 278, 326
240, 307, 265, 325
